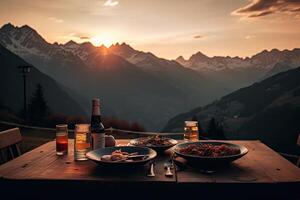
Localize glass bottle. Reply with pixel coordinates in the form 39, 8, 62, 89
91, 98, 105, 150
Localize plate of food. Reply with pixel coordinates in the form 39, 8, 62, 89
86, 146, 157, 167
130, 135, 178, 152
173, 141, 248, 166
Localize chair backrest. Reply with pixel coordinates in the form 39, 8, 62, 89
0, 128, 22, 164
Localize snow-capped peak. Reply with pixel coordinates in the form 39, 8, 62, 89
176, 48, 300, 72
0, 23, 50, 58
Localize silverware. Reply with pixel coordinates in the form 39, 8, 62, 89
147, 162, 155, 177
101, 154, 148, 162
164, 160, 173, 177
127, 154, 148, 159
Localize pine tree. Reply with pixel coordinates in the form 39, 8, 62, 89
216, 122, 226, 140
28, 84, 49, 125
207, 118, 226, 140
207, 118, 218, 139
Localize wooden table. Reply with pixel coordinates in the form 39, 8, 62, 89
0, 140, 299, 199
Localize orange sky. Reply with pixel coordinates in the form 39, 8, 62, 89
0, 0, 300, 59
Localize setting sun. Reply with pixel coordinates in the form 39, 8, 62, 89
91, 36, 113, 47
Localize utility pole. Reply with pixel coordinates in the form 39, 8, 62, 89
19, 65, 31, 121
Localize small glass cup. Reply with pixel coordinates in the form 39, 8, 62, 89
184, 121, 199, 141
74, 124, 91, 161
56, 124, 68, 155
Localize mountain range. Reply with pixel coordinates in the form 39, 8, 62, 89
0, 23, 230, 129
177, 49, 300, 72
1, 22, 300, 130
163, 67, 300, 154
176, 48, 300, 90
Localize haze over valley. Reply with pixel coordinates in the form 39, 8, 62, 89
1, 23, 300, 130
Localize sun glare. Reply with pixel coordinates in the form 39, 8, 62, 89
91, 36, 113, 47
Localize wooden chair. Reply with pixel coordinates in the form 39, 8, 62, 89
0, 128, 22, 164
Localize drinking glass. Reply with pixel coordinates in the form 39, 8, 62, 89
184, 121, 199, 141
74, 124, 91, 161
56, 124, 68, 155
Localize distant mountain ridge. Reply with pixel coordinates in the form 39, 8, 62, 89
108, 42, 231, 105
176, 48, 300, 72
61, 39, 226, 102
175, 48, 300, 92
163, 66, 300, 154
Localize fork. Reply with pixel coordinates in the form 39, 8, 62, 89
164, 161, 173, 177
147, 162, 155, 177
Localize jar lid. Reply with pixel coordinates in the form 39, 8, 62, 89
185, 121, 198, 127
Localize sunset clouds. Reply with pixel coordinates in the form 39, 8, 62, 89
193, 35, 205, 39
59, 32, 92, 43
232, 0, 300, 18
1, 0, 300, 59
103, 0, 119, 7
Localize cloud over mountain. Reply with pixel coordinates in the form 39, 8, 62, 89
232, 0, 300, 18
193, 35, 204, 39
79, 36, 91, 40
59, 32, 92, 43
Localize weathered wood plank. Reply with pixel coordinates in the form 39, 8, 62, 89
210, 141, 274, 183
0, 141, 57, 178
1, 139, 299, 185
242, 141, 300, 182
0, 139, 299, 200
0, 140, 175, 182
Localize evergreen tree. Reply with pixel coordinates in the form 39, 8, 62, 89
207, 118, 218, 138
216, 122, 226, 140
28, 84, 49, 125
207, 118, 226, 140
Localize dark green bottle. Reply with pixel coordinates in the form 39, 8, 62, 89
91, 98, 105, 150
